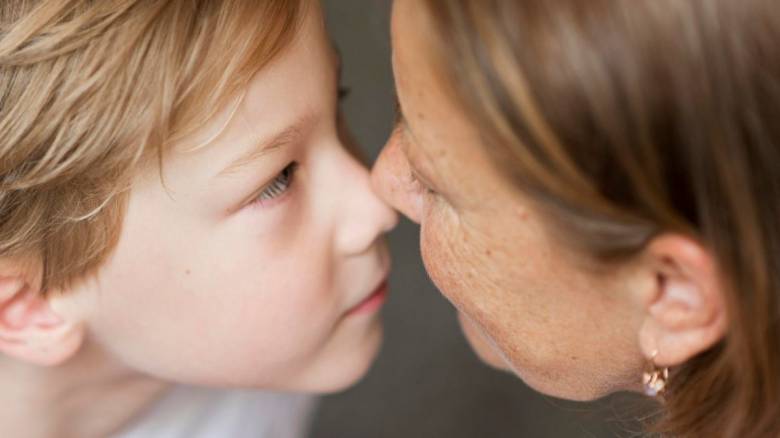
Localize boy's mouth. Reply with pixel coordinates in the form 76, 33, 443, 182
345, 279, 389, 317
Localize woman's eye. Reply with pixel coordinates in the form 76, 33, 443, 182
409, 170, 436, 195
254, 162, 298, 205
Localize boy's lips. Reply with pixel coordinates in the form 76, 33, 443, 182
345, 279, 389, 317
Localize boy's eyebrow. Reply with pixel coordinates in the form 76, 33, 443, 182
217, 113, 314, 178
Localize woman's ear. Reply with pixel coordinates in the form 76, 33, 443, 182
0, 261, 85, 366
637, 234, 728, 367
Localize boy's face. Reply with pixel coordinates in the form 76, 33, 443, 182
54, 4, 397, 392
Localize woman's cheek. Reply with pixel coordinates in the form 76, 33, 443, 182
422, 209, 513, 372
419, 211, 469, 310
457, 312, 511, 370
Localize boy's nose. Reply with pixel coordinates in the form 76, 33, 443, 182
336, 154, 398, 257
371, 140, 422, 224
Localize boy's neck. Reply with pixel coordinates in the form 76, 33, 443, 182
0, 337, 170, 438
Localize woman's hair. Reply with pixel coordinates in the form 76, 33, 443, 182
0, 0, 304, 290
421, 0, 780, 436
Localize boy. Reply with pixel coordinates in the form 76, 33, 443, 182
0, 1, 396, 436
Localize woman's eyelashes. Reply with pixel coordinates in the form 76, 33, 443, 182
409, 168, 436, 195
252, 162, 299, 206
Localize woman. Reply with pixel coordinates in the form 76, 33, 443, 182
372, 0, 779, 436
0, 1, 395, 437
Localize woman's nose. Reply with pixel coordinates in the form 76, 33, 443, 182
371, 137, 423, 224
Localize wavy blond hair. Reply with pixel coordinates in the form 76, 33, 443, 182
0, 0, 304, 290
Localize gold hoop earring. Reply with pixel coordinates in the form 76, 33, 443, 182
643, 350, 669, 397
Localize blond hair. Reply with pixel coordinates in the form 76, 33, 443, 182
0, 0, 304, 290
422, 0, 780, 436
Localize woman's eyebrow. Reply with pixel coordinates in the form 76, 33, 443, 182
217, 112, 315, 178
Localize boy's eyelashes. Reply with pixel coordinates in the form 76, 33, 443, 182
248, 161, 299, 208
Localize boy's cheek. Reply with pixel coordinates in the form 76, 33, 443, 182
49, 278, 104, 325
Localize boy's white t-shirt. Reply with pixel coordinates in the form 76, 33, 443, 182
112, 385, 317, 438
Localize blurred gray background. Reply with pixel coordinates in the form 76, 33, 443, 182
311, 1, 648, 437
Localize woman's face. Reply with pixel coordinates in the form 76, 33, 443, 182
372, 0, 646, 400
54, 4, 397, 393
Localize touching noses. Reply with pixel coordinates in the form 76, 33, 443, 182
370, 138, 423, 224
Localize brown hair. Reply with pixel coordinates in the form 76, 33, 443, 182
0, 0, 304, 290
421, 0, 780, 436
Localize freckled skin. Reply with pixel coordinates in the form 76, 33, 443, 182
372, 0, 648, 400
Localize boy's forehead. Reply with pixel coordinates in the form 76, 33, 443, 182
164, 6, 336, 183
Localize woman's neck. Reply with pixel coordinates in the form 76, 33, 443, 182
0, 337, 170, 438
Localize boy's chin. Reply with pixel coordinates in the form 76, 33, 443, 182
282, 318, 384, 394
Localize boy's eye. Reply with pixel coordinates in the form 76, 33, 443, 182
254, 162, 298, 205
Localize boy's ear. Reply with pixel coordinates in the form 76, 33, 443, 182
0, 262, 85, 366
637, 235, 728, 367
